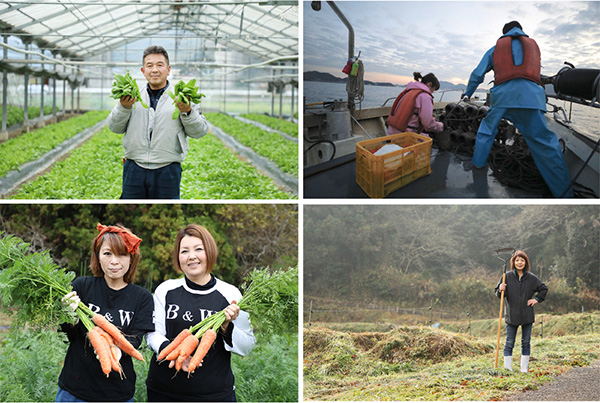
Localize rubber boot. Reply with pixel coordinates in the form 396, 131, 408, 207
521, 355, 530, 373
504, 356, 512, 371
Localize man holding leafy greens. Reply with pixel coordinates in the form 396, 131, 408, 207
108, 45, 208, 199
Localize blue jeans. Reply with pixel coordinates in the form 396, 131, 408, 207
146, 387, 236, 402
121, 159, 182, 199
504, 323, 532, 356
472, 107, 573, 197
56, 387, 134, 402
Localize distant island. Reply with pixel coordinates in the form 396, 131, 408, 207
304, 70, 470, 91
304, 71, 396, 87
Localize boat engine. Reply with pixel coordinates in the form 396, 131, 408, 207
553, 66, 600, 103
322, 100, 352, 141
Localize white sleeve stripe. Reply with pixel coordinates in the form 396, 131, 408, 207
146, 278, 185, 354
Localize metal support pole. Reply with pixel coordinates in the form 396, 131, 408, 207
279, 84, 283, 119
291, 84, 295, 121
70, 81, 75, 114
40, 50, 45, 125
62, 78, 66, 114
62, 62, 67, 114
1, 35, 8, 140
24, 43, 30, 131
247, 55, 250, 114
326, 1, 354, 112
52, 54, 57, 120
223, 51, 227, 113
270, 69, 275, 116
76, 67, 80, 113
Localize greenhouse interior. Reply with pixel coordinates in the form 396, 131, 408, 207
0, 0, 299, 199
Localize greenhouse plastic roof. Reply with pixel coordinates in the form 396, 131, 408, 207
0, 0, 298, 63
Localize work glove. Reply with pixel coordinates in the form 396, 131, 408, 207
460, 93, 470, 102
96, 345, 122, 363
62, 291, 80, 312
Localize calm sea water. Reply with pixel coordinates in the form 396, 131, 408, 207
304, 81, 599, 140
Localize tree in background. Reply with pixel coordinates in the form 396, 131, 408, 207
0, 204, 298, 291
304, 205, 599, 316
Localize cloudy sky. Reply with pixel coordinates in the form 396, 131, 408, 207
303, 1, 599, 87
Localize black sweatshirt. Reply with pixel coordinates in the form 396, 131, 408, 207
495, 270, 548, 326
58, 276, 154, 401
146, 275, 255, 401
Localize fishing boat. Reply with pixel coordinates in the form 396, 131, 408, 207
303, 2, 599, 199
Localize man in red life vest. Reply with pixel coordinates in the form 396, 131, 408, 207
463, 21, 573, 198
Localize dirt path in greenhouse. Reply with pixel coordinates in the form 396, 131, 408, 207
504, 359, 600, 401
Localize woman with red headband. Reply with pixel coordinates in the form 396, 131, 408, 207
57, 224, 154, 402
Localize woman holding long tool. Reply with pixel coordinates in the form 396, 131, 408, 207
495, 250, 548, 373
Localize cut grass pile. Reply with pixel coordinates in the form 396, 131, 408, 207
303, 324, 600, 401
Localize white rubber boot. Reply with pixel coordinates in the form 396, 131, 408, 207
521, 355, 530, 373
504, 356, 512, 371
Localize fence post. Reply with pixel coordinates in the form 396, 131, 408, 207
429, 304, 433, 326
308, 300, 313, 330
467, 312, 471, 336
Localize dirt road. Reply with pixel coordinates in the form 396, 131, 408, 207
505, 359, 600, 401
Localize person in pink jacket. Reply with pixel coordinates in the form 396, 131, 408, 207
387, 72, 444, 136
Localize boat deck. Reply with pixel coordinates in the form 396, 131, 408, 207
304, 146, 595, 199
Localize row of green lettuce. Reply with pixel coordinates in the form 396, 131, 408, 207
0, 329, 298, 402
9, 126, 293, 199
3, 111, 296, 198
240, 113, 298, 138
206, 113, 298, 176
0, 111, 109, 177
2, 105, 54, 128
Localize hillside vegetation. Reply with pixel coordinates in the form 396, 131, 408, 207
304, 205, 599, 317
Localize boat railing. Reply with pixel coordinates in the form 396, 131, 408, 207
381, 89, 487, 108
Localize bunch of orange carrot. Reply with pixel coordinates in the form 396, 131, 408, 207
0, 234, 146, 378
78, 304, 145, 378
157, 307, 225, 376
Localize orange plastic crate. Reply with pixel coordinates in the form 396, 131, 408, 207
356, 132, 432, 198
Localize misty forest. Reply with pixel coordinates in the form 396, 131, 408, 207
304, 205, 599, 319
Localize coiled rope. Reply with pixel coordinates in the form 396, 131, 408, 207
346, 60, 364, 107
440, 103, 552, 196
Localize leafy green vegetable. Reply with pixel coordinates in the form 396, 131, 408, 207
10, 129, 293, 200
181, 133, 294, 199
8, 127, 123, 199
232, 334, 298, 402
237, 266, 298, 336
167, 79, 205, 119
0, 232, 78, 329
0, 111, 109, 177
189, 267, 298, 337
240, 113, 299, 138
2, 105, 54, 128
0, 329, 68, 402
110, 71, 149, 109
206, 112, 298, 176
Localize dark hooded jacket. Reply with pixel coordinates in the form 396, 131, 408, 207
495, 270, 548, 325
